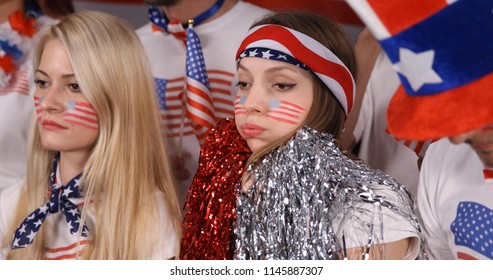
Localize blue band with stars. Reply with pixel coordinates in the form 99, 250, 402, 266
238, 47, 311, 72
380, 0, 493, 96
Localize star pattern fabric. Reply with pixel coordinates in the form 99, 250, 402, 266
238, 47, 309, 72
11, 155, 88, 249
394, 48, 443, 91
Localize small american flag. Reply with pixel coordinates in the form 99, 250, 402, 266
157, 71, 235, 139
0, 68, 30, 96
185, 27, 216, 144
63, 100, 99, 130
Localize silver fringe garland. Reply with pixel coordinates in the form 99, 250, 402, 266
234, 126, 424, 260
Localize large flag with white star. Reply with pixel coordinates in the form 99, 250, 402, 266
347, 0, 493, 141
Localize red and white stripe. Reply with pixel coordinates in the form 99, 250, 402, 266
63, 101, 99, 130
266, 100, 304, 125
185, 79, 215, 143
236, 24, 355, 114
34, 95, 43, 122
45, 240, 89, 260
400, 139, 435, 159
385, 126, 436, 158
483, 169, 493, 182
151, 20, 187, 46
161, 71, 235, 139
0, 68, 30, 96
234, 95, 246, 116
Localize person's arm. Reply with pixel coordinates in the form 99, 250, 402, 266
345, 238, 412, 260
340, 27, 381, 150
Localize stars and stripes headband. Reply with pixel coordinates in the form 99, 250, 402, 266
347, 0, 493, 140
235, 24, 356, 115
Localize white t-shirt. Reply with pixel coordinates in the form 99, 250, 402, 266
136, 1, 270, 206
353, 52, 420, 196
417, 138, 493, 259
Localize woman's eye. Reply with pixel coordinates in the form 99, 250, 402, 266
34, 79, 48, 88
68, 83, 81, 92
274, 83, 296, 91
235, 81, 250, 90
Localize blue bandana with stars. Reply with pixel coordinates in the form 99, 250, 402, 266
11, 154, 88, 250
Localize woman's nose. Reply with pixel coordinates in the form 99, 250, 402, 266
242, 88, 267, 115
39, 87, 64, 113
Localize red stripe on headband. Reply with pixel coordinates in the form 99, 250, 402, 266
236, 25, 354, 113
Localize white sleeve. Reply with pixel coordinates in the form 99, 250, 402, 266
0, 181, 23, 259
151, 193, 180, 260
332, 182, 421, 260
352, 86, 371, 143
416, 140, 454, 259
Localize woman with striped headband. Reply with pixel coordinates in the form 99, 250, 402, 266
181, 11, 424, 260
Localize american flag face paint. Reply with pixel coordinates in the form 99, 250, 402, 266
34, 95, 45, 123
266, 99, 305, 125
34, 96, 99, 131
234, 95, 247, 116
63, 100, 99, 130
234, 96, 305, 125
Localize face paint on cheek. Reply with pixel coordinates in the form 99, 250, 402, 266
266, 99, 305, 125
34, 96, 45, 123
63, 99, 99, 130
234, 95, 247, 115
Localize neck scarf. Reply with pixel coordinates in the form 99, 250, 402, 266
148, 0, 225, 44
12, 155, 88, 249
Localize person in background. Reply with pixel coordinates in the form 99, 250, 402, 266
347, 0, 493, 259
181, 11, 423, 260
137, 0, 270, 207
0, 0, 73, 190
0, 11, 181, 259
340, 28, 422, 197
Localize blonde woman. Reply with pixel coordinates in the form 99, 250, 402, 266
0, 10, 181, 259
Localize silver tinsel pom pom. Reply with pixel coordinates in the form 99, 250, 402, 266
234, 127, 423, 260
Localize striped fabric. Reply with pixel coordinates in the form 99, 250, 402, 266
0, 68, 30, 96
236, 24, 355, 114
158, 71, 235, 139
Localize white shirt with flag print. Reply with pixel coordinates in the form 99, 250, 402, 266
418, 138, 493, 260
136, 1, 270, 206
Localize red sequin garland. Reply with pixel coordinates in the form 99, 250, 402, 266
180, 119, 251, 259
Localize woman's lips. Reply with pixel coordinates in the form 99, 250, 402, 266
240, 123, 265, 137
42, 119, 67, 130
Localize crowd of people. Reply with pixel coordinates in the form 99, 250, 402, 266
0, 0, 490, 260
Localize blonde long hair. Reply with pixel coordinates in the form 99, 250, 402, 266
245, 11, 358, 166
4, 10, 181, 259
